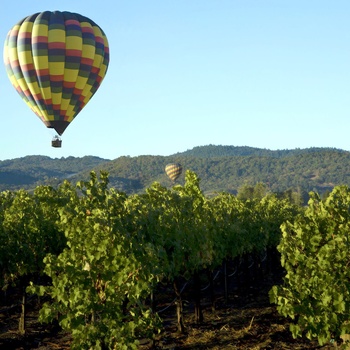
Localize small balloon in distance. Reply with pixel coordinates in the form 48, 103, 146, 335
165, 163, 182, 182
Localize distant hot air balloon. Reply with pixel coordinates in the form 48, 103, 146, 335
165, 163, 182, 182
3, 11, 110, 147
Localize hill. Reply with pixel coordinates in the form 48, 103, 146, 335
85, 148, 348, 196
0, 155, 109, 191
0, 146, 349, 196
174, 144, 345, 158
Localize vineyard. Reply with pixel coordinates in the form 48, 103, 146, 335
0, 171, 350, 349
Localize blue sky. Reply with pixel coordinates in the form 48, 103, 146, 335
1, 1, 350, 160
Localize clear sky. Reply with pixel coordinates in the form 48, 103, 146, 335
1, 1, 350, 161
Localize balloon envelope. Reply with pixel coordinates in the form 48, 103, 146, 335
165, 163, 182, 182
3, 11, 110, 135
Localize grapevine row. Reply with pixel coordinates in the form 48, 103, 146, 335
0, 170, 302, 348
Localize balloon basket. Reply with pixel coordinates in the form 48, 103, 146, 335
52, 136, 62, 148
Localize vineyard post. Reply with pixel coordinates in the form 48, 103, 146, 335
193, 270, 203, 324
207, 269, 216, 311
224, 259, 228, 305
18, 281, 26, 335
173, 278, 185, 333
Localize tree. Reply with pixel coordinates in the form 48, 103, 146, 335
237, 182, 268, 201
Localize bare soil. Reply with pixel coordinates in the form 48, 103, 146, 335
0, 282, 335, 350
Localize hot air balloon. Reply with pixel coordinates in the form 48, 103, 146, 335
3, 11, 110, 147
165, 163, 182, 182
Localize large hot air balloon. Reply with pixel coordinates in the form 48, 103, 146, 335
3, 11, 110, 147
165, 163, 182, 182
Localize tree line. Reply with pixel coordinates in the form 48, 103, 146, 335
1, 146, 350, 198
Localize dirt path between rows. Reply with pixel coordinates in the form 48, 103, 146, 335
0, 282, 335, 350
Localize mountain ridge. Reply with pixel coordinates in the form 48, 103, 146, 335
0, 145, 349, 196
174, 144, 346, 158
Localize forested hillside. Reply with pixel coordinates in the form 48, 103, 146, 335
76, 147, 350, 196
174, 144, 344, 158
0, 146, 349, 196
0, 155, 108, 191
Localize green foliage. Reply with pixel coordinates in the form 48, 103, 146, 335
0, 155, 108, 191
92, 148, 350, 196
270, 186, 350, 346
209, 193, 252, 261
0, 186, 65, 289
208, 192, 300, 264
28, 172, 160, 349
0, 168, 307, 347
256, 194, 301, 248
237, 182, 268, 202
140, 170, 215, 281
175, 145, 343, 158
1, 147, 350, 198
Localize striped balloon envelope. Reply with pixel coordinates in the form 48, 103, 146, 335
165, 163, 182, 182
3, 11, 109, 141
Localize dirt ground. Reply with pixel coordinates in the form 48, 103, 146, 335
0, 280, 336, 350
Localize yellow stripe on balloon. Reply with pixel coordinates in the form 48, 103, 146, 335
32, 22, 51, 112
